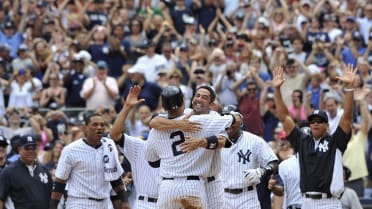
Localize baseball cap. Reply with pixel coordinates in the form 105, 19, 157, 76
323, 14, 336, 22
346, 16, 356, 22
352, 31, 362, 41
301, 0, 312, 7
4, 21, 15, 29
180, 43, 189, 52
235, 11, 245, 20
18, 44, 28, 51
96, 60, 108, 69
18, 69, 27, 75
141, 40, 155, 48
128, 63, 146, 74
0, 44, 10, 52
307, 110, 328, 123
257, 17, 269, 28
19, 135, 37, 149
0, 135, 8, 146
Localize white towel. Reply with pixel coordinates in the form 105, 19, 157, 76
101, 137, 124, 181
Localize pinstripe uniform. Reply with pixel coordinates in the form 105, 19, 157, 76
120, 134, 159, 209
144, 114, 232, 209
55, 139, 112, 209
221, 131, 277, 209
279, 154, 302, 209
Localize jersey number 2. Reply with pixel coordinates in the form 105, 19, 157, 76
171, 131, 185, 156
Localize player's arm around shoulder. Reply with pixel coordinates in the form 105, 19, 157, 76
149, 114, 202, 133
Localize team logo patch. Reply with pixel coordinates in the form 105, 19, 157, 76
108, 144, 113, 152
238, 149, 252, 164
39, 172, 48, 184
103, 155, 109, 163
318, 141, 329, 152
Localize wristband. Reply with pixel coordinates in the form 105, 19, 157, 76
343, 87, 354, 92
206, 135, 218, 149
52, 182, 66, 193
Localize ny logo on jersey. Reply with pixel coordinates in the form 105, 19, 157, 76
238, 149, 252, 164
27, 136, 33, 142
39, 172, 48, 184
318, 141, 329, 152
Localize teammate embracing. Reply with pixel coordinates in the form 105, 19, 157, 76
150, 85, 233, 209
144, 85, 233, 209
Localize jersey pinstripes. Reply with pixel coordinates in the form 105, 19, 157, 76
122, 134, 159, 198
144, 114, 232, 178
55, 139, 111, 199
221, 131, 278, 189
278, 155, 301, 208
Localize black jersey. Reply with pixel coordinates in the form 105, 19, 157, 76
0, 160, 52, 209
287, 126, 351, 195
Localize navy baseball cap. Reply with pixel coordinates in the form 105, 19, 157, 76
19, 135, 37, 149
308, 110, 328, 123
0, 135, 8, 146
96, 60, 108, 69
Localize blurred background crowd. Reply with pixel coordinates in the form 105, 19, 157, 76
0, 0, 371, 208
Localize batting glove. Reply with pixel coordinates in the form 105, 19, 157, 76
243, 168, 264, 185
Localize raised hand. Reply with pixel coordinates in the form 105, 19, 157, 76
272, 66, 285, 88
336, 64, 357, 87
125, 85, 145, 107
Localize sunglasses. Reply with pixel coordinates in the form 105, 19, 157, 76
170, 75, 180, 79
247, 88, 257, 91
309, 119, 326, 124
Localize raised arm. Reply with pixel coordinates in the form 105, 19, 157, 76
336, 64, 357, 134
273, 66, 296, 134
358, 100, 371, 135
110, 85, 145, 141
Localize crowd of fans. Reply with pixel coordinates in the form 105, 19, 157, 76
0, 0, 371, 207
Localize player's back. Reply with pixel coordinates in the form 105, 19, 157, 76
145, 114, 232, 178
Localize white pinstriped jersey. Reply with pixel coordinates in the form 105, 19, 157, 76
279, 154, 302, 208
55, 139, 111, 199
121, 134, 159, 198
144, 114, 232, 178
221, 131, 277, 189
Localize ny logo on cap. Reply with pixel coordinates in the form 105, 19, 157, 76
314, 110, 320, 114
27, 136, 33, 142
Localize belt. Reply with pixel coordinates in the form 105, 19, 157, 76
88, 197, 105, 202
162, 176, 201, 181
207, 176, 215, 182
304, 192, 332, 199
138, 196, 157, 203
287, 204, 301, 209
224, 186, 254, 194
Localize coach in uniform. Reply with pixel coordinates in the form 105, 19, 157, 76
0, 135, 52, 209
273, 65, 356, 209
49, 113, 127, 209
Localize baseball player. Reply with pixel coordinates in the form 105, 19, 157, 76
144, 85, 233, 209
220, 112, 278, 209
273, 65, 356, 209
110, 85, 159, 209
49, 113, 127, 209
150, 85, 233, 209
